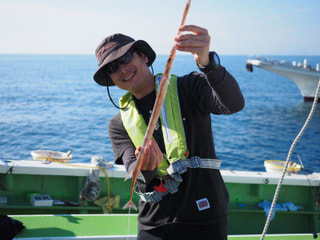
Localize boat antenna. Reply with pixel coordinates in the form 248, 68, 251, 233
260, 78, 320, 240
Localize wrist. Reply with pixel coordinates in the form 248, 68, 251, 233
197, 51, 220, 74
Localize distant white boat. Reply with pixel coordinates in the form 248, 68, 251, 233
246, 56, 320, 101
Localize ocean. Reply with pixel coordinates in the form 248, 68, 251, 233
0, 54, 319, 173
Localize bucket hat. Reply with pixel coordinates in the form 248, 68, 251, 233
93, 33, 156, 86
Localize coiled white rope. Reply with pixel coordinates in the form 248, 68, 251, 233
260, 78, 320, 240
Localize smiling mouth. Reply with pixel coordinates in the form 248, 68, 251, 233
123, 71, 135, 82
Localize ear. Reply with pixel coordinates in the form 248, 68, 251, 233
141, 53, 148, 64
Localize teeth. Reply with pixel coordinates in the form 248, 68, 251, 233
124, 72, 134, 81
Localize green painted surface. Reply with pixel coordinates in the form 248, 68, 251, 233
2, 173, 320, 235
13, 214, 138, 238
225, 182, 320, 234
0, 173, 140, 214
12, 214, 318, 239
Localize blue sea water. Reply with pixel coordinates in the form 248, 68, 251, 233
0, 54, 319, 173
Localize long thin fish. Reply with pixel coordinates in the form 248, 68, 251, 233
123, 0, 191, 211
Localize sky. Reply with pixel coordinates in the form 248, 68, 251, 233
1, 0, 319, 55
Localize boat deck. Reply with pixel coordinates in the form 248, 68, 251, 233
2, 160, 320, 237
13, 214, 138, 239
12, 214, 318, 240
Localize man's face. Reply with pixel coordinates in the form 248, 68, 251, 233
109, 51, 153, 98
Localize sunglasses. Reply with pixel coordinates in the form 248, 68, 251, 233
105, 48, 135, 74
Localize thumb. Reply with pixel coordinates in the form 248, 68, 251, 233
135, 146, 142, 158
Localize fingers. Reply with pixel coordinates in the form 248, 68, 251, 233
139, 139, 163, 171
174, 25, 211, 66
177, 25, 209, 42
175, 25, 210, 49
179, 24, 209, 34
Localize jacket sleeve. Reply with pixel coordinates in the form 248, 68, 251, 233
108, 113, 134, 168
205, 65, 245, 114
184, 61, 244, 115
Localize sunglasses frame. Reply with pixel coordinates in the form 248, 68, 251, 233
105, 48, 135, 75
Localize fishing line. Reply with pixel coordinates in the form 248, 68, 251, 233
260, 78, 320, 240
126, 207, 132, 240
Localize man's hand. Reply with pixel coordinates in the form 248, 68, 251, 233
174, 25, 211, 67
135, 139, 163, 171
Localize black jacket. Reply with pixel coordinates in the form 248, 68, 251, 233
108, 64, 244, 230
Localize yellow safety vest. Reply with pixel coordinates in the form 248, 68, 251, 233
120, 74, 188, 177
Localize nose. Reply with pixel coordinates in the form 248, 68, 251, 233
118, 63, 129, 74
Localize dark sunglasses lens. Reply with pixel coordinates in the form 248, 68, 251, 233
106, 49, 134, 75
118, 50, 134, 65
106, 61, 118, 74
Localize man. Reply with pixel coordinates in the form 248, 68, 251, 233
93, 25, 245, 240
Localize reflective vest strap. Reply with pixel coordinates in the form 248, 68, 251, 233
136, 157, 221, 203
120, 93, 147, 148
155, 74, 188, 164
134, 177, 180, 203
167, 156, 221, 176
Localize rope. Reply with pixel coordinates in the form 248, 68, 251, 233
35, 157, 113, 213
260, 78, 320, 240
